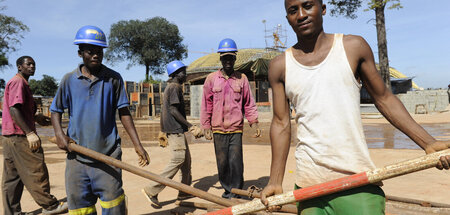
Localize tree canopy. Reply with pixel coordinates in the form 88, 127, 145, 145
105, 17, 187, 81
327, 0, 402, 89
29, 75, 58, 97
0, 2, 29, 69
0, 78, 5, 97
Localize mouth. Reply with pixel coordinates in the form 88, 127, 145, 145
298, 21, 311, 28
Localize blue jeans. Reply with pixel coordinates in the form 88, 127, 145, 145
213, 133, 243, 198
65, 146, 126, 215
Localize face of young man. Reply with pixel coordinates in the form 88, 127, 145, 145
18, 58, 36, 77
285, 0, 326, 38
78, 44, 104, 71
220, 54, 236, 73
175, 67, 187, 83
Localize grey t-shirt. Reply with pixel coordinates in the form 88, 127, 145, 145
160, 82, 188, 134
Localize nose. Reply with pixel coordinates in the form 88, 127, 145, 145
297, 8, 307, 22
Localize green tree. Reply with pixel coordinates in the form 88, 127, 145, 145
328, 0, 402, 89
29, 75, 58, 97
105, 17, 187, 81
0, 78, 5, 97
0, 1, 29, 69
142, 75, 162, 84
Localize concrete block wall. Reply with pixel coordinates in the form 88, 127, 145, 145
190, 85, 203, 118
396, 90, 449, 113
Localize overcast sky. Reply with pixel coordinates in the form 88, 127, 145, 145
1, 0, 449, 89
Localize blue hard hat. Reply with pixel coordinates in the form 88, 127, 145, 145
217, 38, 238, 53
167, 60, 186, 76
74, 25, 108, 48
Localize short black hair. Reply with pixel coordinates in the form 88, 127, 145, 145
285, 0, 323, 8
16, 56, 33, 67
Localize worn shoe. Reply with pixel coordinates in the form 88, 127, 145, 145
177, 192, 194, 200
42, 201, 68, 215
142, 188, 161, 208
221, 191, 231, 199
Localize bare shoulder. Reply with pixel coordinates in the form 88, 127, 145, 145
343, 34, 370, 49
268, 53, 286, 82
343, 34, 372, 54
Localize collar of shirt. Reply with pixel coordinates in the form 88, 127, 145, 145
218, 69, 239, 80
15, 73, 29, 84
75, 64, 108, 82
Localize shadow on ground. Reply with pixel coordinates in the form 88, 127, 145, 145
26, 197, 67, 215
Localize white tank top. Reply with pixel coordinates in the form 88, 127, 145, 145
285, 34, 376, 187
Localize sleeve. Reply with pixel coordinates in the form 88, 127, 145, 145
242, 76, 258, 125
168, 85, 181, 105
200, 75, 214, 129
6, 78, 25, 107
50, 75, 69, 113
115, 76, 129, 109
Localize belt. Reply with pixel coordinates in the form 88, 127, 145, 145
3, 134, 26, 137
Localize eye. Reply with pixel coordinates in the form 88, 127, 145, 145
302, 1, 314, 9
288, 7, 297, 15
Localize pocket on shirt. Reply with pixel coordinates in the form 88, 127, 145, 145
231, 84, 242, 102
212, 87, 222, 104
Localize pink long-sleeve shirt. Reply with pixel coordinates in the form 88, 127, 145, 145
200, 70, 258, 132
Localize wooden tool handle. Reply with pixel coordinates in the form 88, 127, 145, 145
206, 148, 450, 215
67, 143, 236, 207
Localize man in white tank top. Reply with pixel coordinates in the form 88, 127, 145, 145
260, 0, 450, 214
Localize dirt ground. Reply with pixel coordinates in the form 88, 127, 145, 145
0, 110, 449, 214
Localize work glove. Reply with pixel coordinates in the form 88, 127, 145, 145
49, 136, 57, 144
35, 114, 51, 126
26, 131, 41, 151
204, 129, 213, 140
158, 131, 168, 148
251, 123, 261, 138
189, 125, 204, 139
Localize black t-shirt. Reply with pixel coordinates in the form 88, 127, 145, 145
160, 82, 187, 133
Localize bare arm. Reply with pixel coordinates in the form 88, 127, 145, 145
350, 35, 449, 169
51, 112, 70, 151
11, 104, 42, 151
119, 107, 150, 166
261, 54, 292, 207
10, 104, 32, 134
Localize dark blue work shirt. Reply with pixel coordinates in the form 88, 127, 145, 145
50, 64, 129, 163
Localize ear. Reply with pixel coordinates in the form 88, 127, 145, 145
78, 50, 83, 58
17, 65, 23, 72
322, 4, 326, 15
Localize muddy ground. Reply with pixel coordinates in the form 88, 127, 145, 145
0, 110, 449, 214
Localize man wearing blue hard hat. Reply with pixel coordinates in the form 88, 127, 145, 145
50, 25, 150, 214
142, 60, 203, 208
201, 38, 261, 199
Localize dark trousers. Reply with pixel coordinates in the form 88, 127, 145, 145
2, 135, 58, 215
213, 133, 243, 198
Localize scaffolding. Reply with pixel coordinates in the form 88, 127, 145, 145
262, 20, 287, 51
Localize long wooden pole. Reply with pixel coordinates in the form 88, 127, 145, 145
231, 188, 297, 214
67, 143, 236, 207
205, 149, 450, 215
